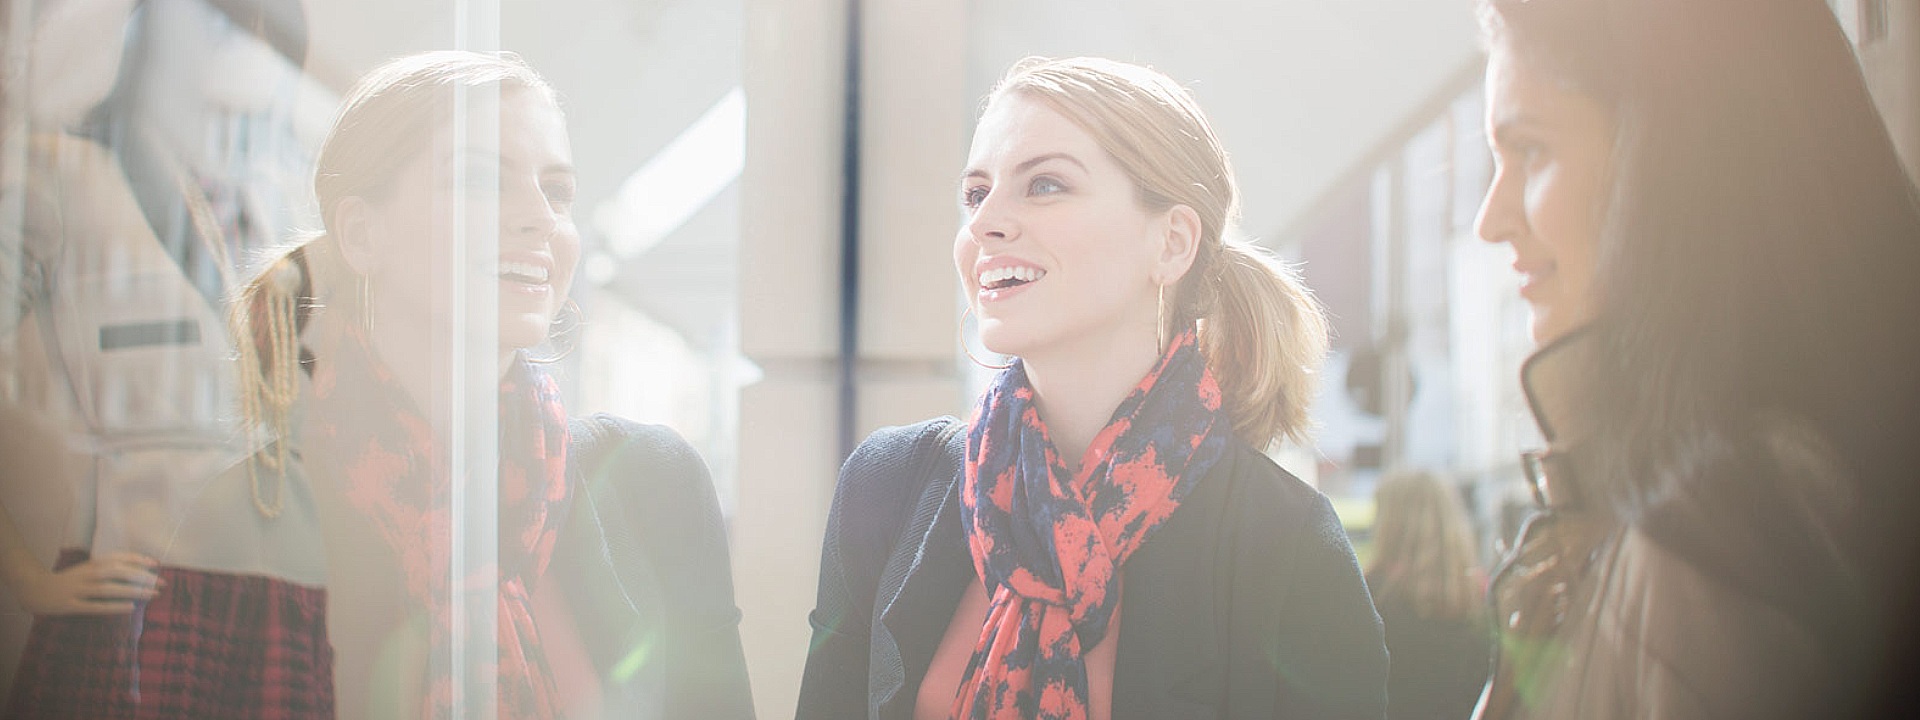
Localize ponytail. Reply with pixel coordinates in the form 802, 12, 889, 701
1185, 239, 1328, 449
990, 57, 1330, 449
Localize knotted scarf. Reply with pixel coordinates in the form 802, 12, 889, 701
305, 319, 570, 719
952, 329, 1229, 720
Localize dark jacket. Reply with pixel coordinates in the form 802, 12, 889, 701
1479, 336, 1879, 720
796, 418, 1388, 720
549, 414, 756, 719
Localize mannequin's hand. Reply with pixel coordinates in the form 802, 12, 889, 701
15, 552, 161, 615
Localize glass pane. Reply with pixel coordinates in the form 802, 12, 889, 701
1, 1, 745, 717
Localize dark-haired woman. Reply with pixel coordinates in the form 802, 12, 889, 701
1472, 0, 1920, 717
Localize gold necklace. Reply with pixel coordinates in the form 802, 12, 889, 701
179, 170, 296, 519
232, 262, 301, 519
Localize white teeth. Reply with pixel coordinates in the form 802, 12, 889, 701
977, 265, 1045, 288
498, 261, 549, 283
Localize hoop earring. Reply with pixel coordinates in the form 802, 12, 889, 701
1156, 283, 1168, 356
960, 305, 1012, 370
554, 297, 582, 326
359, 274, 374, 337
529, 297, 583, 365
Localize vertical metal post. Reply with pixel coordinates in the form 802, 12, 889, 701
837, 0, 862, 458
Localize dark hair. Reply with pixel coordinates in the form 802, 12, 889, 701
1482, 0, 1920, 519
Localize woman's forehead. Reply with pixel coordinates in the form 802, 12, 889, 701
969, 97, 1101, 167
400, 92, 568, 165
1484, 48, 1611, 133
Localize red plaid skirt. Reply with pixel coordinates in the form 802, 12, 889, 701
5, 550, 333, 720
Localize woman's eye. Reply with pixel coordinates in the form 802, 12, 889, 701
1029, 176, 1066, 196
544, 182, 577, 209
962, 185, 990, 209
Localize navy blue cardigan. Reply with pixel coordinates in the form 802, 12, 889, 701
548, 414, 756, 719
796, 418, 1388, 720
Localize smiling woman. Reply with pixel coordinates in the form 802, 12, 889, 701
286, 53, 581, 719
1471, 0, 1920, 718
224, 51, 752, 720
798, 57, 1387, 720
1473, 50, 1615, 346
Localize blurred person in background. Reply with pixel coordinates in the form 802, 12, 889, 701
797, 56, 1386, 720
1366, 470, 1492, 720
0, 0, 330, 717
1472, 0, 1920, 717
233, 50, 752, 719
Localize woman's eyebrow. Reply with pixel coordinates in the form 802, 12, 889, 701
1015, 152, 1086, 174
960, 152, 1089, 182
451, 149, 575, 179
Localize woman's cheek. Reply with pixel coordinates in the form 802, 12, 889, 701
953, 236, 975, 291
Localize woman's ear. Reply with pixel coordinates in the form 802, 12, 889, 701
1154, 203, 1203, 285
332, 196, 380, 279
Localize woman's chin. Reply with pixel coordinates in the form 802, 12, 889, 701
1527, 307, 1588, 347
977, 328, 1026, 361
1527, 317, 1557, 346
500, 318, 551, 355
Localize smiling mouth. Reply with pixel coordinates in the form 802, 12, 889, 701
498, 260, 550, 286
979, 266, 1045, 291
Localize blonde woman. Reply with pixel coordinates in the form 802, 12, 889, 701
231, 52, 751, 719
797, 57, 1387, 720
1365, 471, 1491, 720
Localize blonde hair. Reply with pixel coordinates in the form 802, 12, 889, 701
988, 57, 1329, 448
230, 51, 556, 515
1368, 470, 1482, 619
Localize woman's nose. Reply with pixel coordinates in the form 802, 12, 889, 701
505, 181, 558, 236
965, 191, 1015, 244
1474, 166, 1523, 245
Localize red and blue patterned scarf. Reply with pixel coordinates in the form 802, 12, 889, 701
952, 329, 1229, 720
305, 319, 570, 719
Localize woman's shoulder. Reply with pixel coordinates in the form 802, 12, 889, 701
1640, 414, 1860, 581
569, 412, 715, 498
836, 417, 966, 500
1207, 442, 1375, 593
1570, 524, 1850, 718
572, 412, 700, 460
565, 413, 734, 581
1214, 442, 1340, 535
1634, 413, 1874, 651
843, 417, 966, 474
1204, 443, 1389, 716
